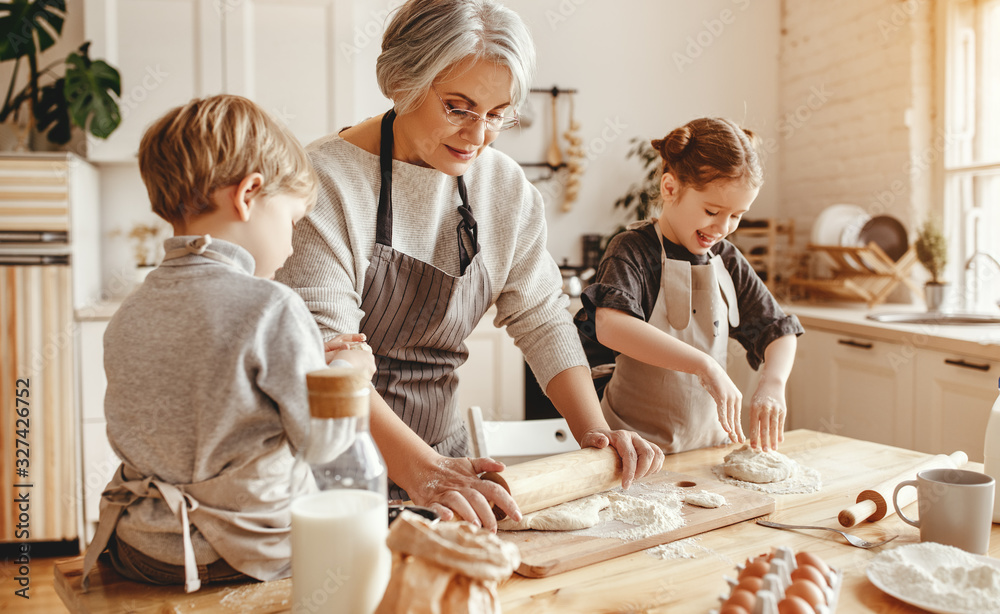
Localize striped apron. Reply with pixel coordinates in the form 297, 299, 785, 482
360, 110, 492, 499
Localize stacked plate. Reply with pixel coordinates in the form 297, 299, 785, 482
810, 204, 909, 262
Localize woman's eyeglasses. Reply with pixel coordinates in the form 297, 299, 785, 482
434, 88, 519, 132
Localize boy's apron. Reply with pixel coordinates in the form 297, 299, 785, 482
359, 110, 492, 499
81, 236, 313, 593
601, 222, 740, 454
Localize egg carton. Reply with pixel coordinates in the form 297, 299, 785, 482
709, 546, 843, 614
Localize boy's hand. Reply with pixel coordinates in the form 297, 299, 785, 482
697, 359, 745, 444
324, 333, 375, 378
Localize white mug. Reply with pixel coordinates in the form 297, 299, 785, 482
893, 468, 995, 555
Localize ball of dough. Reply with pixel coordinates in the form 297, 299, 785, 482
722, 445, 796, 484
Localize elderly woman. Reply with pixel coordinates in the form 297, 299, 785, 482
276, 0, 663, 529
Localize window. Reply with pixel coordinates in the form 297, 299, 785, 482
944, 0, 1000, 311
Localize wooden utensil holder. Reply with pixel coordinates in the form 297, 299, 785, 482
789, 243, 921, 307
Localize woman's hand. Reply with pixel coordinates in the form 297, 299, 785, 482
324, 333, 375, 378
405, 455, 522, 533
579, 429, 665, 489
696, 359, 745, 444
748, 380, 787, 451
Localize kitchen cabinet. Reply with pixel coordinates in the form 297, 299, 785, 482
787, 323, 999, 461
787, 329, 914, 450
913, 349, 999, 462
78, 319, 118, 544
84, 0, 352, 161
455, 309, 525, 422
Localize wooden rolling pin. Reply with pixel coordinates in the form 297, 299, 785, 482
481, 447, 621, 519
838, 450, 968, 527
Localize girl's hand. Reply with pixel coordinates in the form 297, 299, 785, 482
697, 360, 745, 444
324, 333, 375, 378
748, 382, 787, 451
580, 428, 665, 489
405, 455, 522, 533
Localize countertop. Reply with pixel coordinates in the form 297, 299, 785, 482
54, 430, 1000, 613
784, 301, 1000, 361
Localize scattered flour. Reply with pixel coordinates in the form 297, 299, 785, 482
867, 542, 1000, 614
644, 536, 710, 560
572, 482, 686, 542
712, 447, 821, 495
684, 490, 727, 508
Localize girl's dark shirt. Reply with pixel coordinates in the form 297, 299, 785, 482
574, 221, 804, 393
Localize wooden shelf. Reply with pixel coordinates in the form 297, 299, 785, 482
730, 218, 795, 292
789, 243, 921, 307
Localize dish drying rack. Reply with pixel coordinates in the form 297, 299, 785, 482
789, 243, 921, 307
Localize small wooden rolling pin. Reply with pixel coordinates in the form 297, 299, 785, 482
838, 450, 968, 527
481, 447, 622, 519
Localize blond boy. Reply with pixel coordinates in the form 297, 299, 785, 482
82, 95, 369, 592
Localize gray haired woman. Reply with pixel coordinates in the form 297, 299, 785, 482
277, 0, 663, 530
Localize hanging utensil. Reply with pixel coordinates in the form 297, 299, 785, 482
546, 93, 563, 168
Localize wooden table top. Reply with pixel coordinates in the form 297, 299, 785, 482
55, 430, 1000, 613
499, 429, 1000, 613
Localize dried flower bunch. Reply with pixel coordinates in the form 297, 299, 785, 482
915, 218, 948, 284
112, 222, 170, 267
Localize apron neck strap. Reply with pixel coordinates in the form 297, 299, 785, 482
376, 109, 479, 273
376, 110, 396, 247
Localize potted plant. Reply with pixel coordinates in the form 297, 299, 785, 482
604, 137, 661, 252
0, 0, 122, 149
915, 218, 949, 311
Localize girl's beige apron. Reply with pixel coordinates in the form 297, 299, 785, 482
359, 110, 492, 500
601, 220, 740, 454
82, 236, 311, 593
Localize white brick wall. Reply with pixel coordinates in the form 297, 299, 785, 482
778, 0, 935, 254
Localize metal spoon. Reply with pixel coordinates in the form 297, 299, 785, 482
757, 520, 898, 548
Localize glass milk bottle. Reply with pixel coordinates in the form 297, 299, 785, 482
291, 366, 389, 614
985, 376, 1000, 523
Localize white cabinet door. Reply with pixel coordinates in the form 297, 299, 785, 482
913, 350, 999, 462
224, 0, 353, 147
85, 0, 351, 161
84, 0, 225, 161
788, 329, 914, 449
78, 320, 119, 543
786, 328, 831, 433
455, 312, 525, 422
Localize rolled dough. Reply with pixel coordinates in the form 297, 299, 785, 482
497, 494, 611, 531
722, 444, 796, 484
683, 490, 726, 508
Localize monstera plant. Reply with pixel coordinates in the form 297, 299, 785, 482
0, 0, 121, 146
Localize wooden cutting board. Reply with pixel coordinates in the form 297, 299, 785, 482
498, 469, 774, 577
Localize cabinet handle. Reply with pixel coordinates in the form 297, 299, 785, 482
837, 339, 873, 350
943, 358, 990, 372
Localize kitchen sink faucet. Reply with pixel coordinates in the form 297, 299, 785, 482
963, 250, 1000, 311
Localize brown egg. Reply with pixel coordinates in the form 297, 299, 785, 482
791, 563, 830, 588
795, 551, 831, 576
719, 605, 750, 614
724, 588, 757, 611
777, 595, 815, 614
736, 575, 764, 593
738, 559, 771, 580
785, 578, 826, 609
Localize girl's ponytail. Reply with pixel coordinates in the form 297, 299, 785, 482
650, 118, 763, 192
